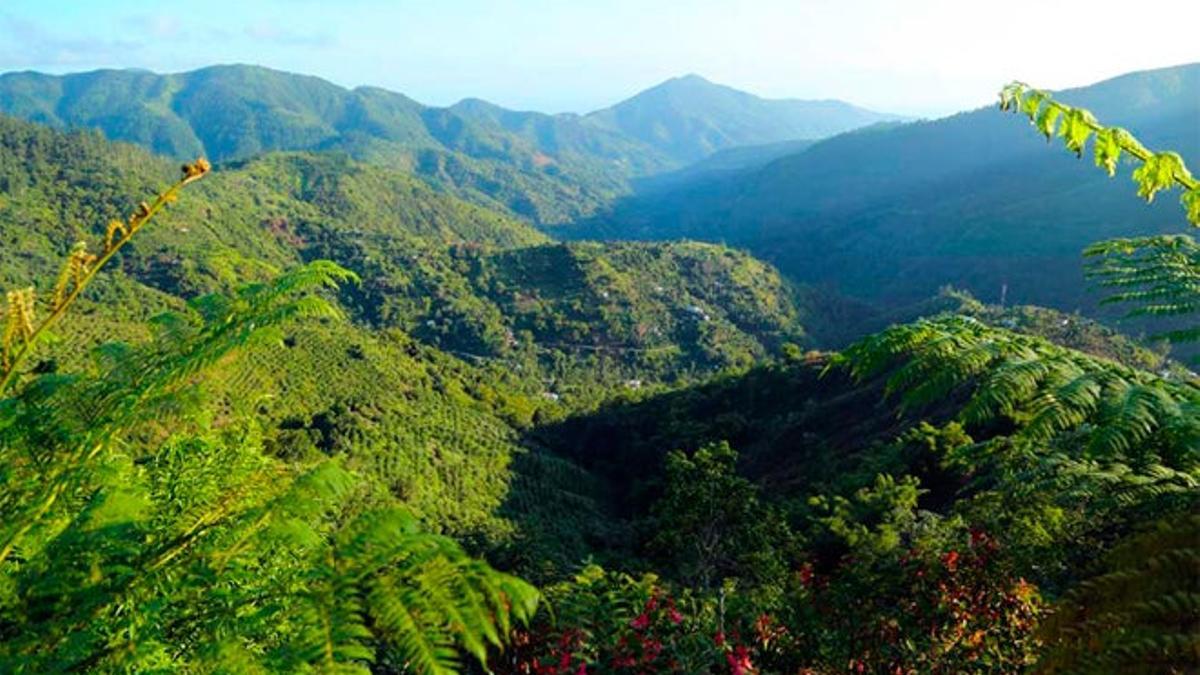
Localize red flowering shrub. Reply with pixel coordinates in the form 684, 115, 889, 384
498, 565, 766, 674
789, 528, 1042, 673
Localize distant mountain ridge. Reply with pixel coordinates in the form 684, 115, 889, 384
0, 64, 897, 225
574, 63, 1200, 326
585, 73, 904, 162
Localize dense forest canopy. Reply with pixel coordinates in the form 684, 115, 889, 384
0, 54, 1197, 674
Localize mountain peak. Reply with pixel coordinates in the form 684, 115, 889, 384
641, 73, 729, 97
668, 73, 714, 85
586, 74, 900, 162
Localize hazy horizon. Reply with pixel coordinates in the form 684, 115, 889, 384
2, 0, 1199, 117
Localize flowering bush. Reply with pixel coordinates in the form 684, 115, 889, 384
788, 528, 1042, 673
499, 565, 767, 675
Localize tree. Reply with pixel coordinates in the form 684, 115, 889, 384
648, 441, 792, 592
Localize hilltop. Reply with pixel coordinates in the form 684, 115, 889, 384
0, 65, 896, 225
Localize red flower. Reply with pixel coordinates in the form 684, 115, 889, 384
798, 562, 815, 587
942, 550, 960, 572
645, 594, 659, 612
970, 529, 987, 547
630, 613, 650, 630
714, 631, 726, 647
725, 645, 754, 675
642, 638, 663, 662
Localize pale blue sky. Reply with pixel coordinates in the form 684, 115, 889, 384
2, 0, 1197, 117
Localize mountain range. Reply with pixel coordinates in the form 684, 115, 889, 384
574, 62, 1200, 324
0, 65, 899, 224
0, 61, 1195, 339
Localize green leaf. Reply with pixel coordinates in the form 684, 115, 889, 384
1133, 152, 1186, 203
1035, 104, 1062, 140
1020, 90, 1047, 121
999, 82, 1026, 112
1093, 128, 1122, 177
1059, 108, 1096, 157
1183, 188, 1200, 227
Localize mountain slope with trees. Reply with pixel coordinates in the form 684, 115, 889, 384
0, 65, 897, 226
575, 63, 1200, 323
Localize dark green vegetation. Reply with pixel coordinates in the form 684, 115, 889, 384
0, 65, 895, 226
574, 63, 1200, 330
1, 61, 1198, 673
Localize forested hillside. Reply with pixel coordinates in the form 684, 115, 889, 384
0, 114, 811, 397
575, 63, 1200, 323
1, 57, 1197, 674
0, 65, 894, 226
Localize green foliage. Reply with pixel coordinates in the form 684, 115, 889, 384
1037, 514, 1200, 674
286, 506, 538, 675
837, 315, 1199, 463
1085, 234, 1200, 344
1000, 81, 1199, 220
791, 521, 1044, 673
501, 564, 772, 675
918, 287, 1170, 371
0, 218, 536, 672
1001, 81, 1200, 352
809, 473, 924, 556
648, 441, 793, 591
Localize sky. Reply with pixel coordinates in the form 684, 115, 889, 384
1, 0, 1197, 117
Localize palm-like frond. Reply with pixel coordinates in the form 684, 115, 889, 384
283, 507, 538, 674
0, 262, 535, 674
1037, 514, 1200, 674
837, 316, 1200, 465
1086, 235, 1200, 344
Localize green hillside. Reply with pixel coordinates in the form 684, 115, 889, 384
0, 115, 546, 287
0, 114, 809, 396
574, 63, 1200, 325
0, 65, 649, 223
0, 110, 813, 586
0, 65, 900, 226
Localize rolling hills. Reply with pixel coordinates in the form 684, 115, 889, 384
573, 63, 1200, 326
0, 65, 896, 226
0, 109, 821, 579
0, 112, 811, 399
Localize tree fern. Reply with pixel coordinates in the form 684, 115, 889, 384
1085, 235, 1200, 344
836, 315, 1200, 465
1037, 514, 1200, 674
1000, 83, 1200, 348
